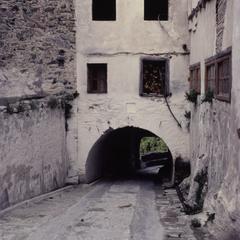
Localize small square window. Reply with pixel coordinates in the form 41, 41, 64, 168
87, 64, 107, 93
92, 0, 116, 21
140, 59, 169, 96
189, 63, 201, 94
144, 0, 169, 21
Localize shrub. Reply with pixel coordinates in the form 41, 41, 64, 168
185, 89, 198, 105
201, 90, 214, 104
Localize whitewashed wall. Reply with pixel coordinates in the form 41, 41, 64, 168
0, 101, 68, 210
75, 0, 190, 181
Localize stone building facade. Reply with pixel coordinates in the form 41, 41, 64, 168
0, 1, 240, 238
186, 0, 240, 238
75, 0, 190, 182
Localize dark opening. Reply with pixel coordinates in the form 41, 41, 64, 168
85, 127, 173, 183
92, 0, 116, 21
140, 59, 168, 96
144, 0, 169, 21
87, 63, 107, 93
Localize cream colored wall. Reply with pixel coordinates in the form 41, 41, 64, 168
75, 0, 190, 180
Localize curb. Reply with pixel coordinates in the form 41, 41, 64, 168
0, 179, 103, 217
0, 185, 74, 217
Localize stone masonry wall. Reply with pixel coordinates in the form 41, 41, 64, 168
190, 98, 240, 239
0, 0, 77, 210
188, 0, 240, 238
216, 0, 227, 53
0, 0, 76, 97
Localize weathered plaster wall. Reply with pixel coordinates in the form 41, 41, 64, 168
75, 0, 190, 182
188, 0, 240, 238
0, 0, 76, 97
0, 0, 77, 209
0, 100, 68, 210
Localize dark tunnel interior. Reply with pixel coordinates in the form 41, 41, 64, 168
85, 127, 173, 183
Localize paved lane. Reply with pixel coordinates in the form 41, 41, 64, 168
0, 173, 165, 240
0, 169, 215, 240
27, 179, 164, 240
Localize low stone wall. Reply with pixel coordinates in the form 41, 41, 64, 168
0, 98, 68, 210
0, 0, 78, 206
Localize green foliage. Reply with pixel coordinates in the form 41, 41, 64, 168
6, 103, 14, 114
17, 102, 25, 113
184, 111, 191, 132
184, 111, 191, 120
201, 90, 214, 103
30, 101, 38, 111
64, 102, 73, 131
185, 89, 198, 104
65, 91, 80, 101
191, 218, 202, 228
5, 102, 24, 114
47, 97, 58, 109
140, 137, 168, 155
143, 63, 164, 94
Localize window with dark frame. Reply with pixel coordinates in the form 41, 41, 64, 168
205, 61, 215, 92
215, 52, 231, 102
92, 0, 116, 21
87, 64, 107, 94
144, 0, 169, 21
204, 49, 232, 102
140, 59, 168, 96
189, 63, 201, 94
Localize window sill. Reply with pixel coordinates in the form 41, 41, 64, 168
140, 93, 167, 98
92, 19, 116, 22
215, 95, 231, 103
144, 19, 168, 21
87, 92, 108, 94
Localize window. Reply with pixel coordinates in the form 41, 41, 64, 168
87, 64, 107, 93
144, 0, 168, 21
92, 0, 116, 21
140, 59, 169, 96
189, 63, 201, 94
204, 48, 232, 102
215, 51, 231, 102
205, 60, 215, 92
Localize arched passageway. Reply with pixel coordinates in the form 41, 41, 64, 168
85, 126, 173, 183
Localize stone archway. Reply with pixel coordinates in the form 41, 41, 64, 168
85, 126, 173, 183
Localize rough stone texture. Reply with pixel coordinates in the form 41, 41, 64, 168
75, 0, 190, 182
0, 0, 76, 97
188, 0, 240, 238
0, 100, 68, 210
179, 176, 191, 200
185, 155, 208, 213
190, 100, 240, 238
157, 188, 216, 240
216, 0, 227, 53
0, 0, 77, 210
